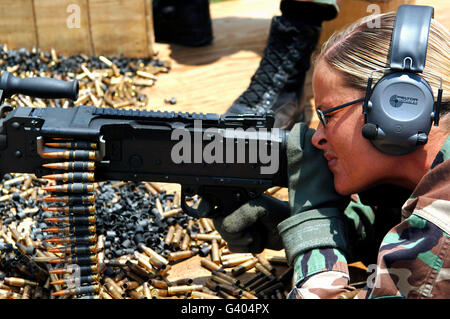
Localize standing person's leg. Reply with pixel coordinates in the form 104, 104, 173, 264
225, 0, 340, 129
153, 0, 213, 47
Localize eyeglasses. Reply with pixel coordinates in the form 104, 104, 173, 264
316, 98, 365, 128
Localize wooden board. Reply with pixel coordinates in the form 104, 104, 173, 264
34, 0, 93, 56
0, 0, 37, 50
0, 0, 153, 57
320, 0, 415, 46
88, 0, 151, 57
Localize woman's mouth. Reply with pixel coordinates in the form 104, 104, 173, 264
324, 153, 337, 169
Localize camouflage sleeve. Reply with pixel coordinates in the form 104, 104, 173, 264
364, 147, 450, 299
363, 214, 450, 299
287, 247, 353, 299
288, 270, 355, 299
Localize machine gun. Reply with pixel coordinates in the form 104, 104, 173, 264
0, 71, 289, 219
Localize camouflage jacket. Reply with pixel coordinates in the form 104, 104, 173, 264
289, 135, 450, 299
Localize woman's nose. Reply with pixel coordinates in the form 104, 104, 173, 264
311, 126, 327, 150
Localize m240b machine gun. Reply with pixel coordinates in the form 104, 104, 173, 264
0, 71, 289, 219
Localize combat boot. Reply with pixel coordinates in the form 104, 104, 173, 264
225, 16, 321, 129
153, 0, 213, 47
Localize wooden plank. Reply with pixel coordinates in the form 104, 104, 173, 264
320, 0, 414, 46
0, 0, 37, 50
143, 0, 281, 115
34, 0, 92, 56
89, 0, 150, 57
144, 0, 155, 57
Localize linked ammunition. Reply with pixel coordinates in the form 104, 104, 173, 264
41, 150, 98, 161
45, 141, 97, 150
50, 274, 99, 286
43, 194, 96, 205
43, 225, 96, 235
48, 254, 98, 265
42, 161, 95, 171
48, 264, 98, 276
46, 244, 97, 255
44, 215, 97, 225
42, 183, 95, 193
42, 172, 95, 183
52, 284, 100, 297
45, 234, 97, 245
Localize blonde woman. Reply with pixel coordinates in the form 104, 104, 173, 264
214, 5, 449, 299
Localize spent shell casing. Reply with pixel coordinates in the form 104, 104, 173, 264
42, 183, 95, 193
44, 205, 96, 214
44, 215, 96, 225
52, 284, 100, 297
4, 277, 39, 287
45, 234, 97, 245
47, 244, 97, 255
167, 250, 194, 262
42, 161, 95, 171
45, 141, 97, 150
42, 194, 96, 204
42, 172, 95, 182
167, 285, 203, 295
41, 150, 97, 160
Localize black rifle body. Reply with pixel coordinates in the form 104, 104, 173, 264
0, 105, 288, 217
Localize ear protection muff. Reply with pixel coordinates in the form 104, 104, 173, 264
361, 5, 442, 156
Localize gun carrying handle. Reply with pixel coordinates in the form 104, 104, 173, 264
0, 71, 79, 102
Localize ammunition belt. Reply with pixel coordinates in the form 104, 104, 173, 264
40, 138, 101, 298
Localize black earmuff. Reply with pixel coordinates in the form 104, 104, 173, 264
362, 5, 442, 156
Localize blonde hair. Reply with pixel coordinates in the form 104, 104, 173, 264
315, 12, 450, 129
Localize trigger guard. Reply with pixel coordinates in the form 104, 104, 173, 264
180, 188, 212, 218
